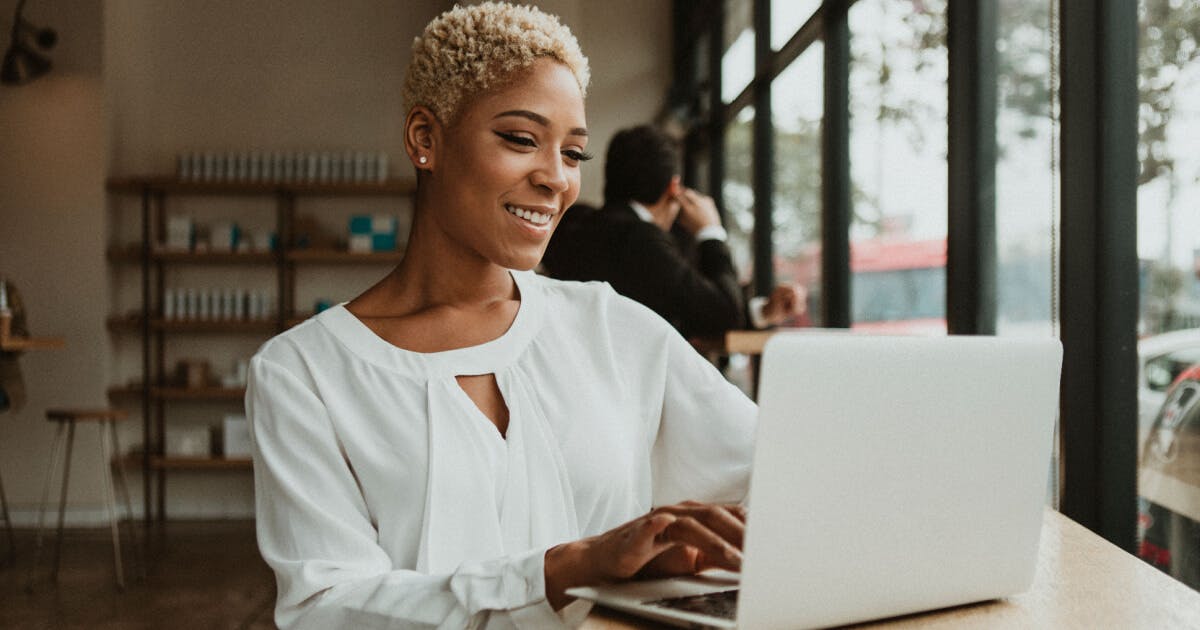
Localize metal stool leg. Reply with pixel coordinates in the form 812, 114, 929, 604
98, 421, 125, 590
51, 421, 76, 583
27, 421, 67, 591
0, 469, 15, 564
108, 420, 144, 580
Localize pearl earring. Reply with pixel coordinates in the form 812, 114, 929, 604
418, 155, 428, 165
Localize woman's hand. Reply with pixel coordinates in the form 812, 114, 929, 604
543, 501, 746, 610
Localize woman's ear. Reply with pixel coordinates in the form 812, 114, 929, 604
404, 106, 439, 172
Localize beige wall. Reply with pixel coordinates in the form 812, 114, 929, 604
0, 0, 111, 525
0, 0, 670, 524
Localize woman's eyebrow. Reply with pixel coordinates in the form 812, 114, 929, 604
493, 109, 588, 137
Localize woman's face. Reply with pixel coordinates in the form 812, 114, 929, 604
422, 58, 589, 271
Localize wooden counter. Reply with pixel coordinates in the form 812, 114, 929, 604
583, 510, 1200, 629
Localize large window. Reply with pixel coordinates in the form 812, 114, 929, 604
674, 0, 1158, 572
724, 106, 756, 284
848, 0, 948, 334
996, 0, 1057, 338
722, 0, 755, 103
1135, 0, 1200, 591
771, 44, 823, 325
771, 0, 820, 50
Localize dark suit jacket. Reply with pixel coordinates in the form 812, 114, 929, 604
541, 202, 745, 339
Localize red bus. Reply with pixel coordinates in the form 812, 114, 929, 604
777, 237, 948, 334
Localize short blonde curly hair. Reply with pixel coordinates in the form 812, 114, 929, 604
403, 2, 590, 124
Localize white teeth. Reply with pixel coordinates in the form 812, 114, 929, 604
505, 204, 551, 225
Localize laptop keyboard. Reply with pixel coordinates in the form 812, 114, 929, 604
646, 589, 739, 620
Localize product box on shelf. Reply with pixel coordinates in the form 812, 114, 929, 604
166, 425, 213, 458
164, 216, 194, 251
349, 214, 398, 252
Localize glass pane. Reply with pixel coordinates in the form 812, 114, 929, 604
724, 106, 756, 285
1136, 0, 1200, 592
996, 0, 1061, 512
996, 0, 1057, 339
772, 42, 823, 326
848, 0, 948, 335
723, 0, 755, 103
771, 0, 820, 50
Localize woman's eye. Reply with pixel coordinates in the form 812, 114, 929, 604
494, 131, 536, 148
563, 150, 594, 164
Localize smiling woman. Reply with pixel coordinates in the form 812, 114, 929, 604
244, 3, 758, 629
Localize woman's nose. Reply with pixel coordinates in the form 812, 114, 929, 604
531, 151, 569, 194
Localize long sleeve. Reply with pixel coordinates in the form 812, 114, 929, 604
598, 288, 756, 506
650, 320, 757, 505
246, 355, 571, 630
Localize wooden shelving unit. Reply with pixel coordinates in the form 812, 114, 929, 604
107, 174, 413, 521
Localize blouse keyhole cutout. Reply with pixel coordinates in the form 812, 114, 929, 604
455, 374, 510, 439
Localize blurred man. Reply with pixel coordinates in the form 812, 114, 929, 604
542, 125, 804, 340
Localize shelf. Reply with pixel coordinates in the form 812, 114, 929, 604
157, 386, 246, 400
106, 315, 278, 334
160, 319, 277, 333
107, 245, 403, 265
120, 454, 253, 470
109, 386, 244, 400
107, 245, 276, 264
0, 314, 64, 351
287, 249, 403, 264
106, 176, 415, 196
105, 314, 141, 332
0, 335, 65, 351
107, 384, 142, 399
155, 456, 252, 470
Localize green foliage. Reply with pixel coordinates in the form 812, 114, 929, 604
1138, 0, 1200, 186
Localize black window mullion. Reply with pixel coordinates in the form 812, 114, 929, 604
1058, 0, 1139, 551
709, 1, 726, 217
946, 0, 997, 334
821, 0, 852, 328
752, 0, 775, 296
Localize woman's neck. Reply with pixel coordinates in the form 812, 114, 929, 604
349, 209, 517, 319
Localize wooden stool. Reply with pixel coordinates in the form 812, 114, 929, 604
27, 409, 141, 590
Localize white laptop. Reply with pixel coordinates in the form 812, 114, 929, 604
567, 333, 1063, 629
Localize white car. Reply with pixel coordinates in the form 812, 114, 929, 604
1139, 328, 1200, 443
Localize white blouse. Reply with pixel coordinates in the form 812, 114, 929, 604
246, 270, 757, 629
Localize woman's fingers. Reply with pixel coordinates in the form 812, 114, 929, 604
657, 503, 746, 550
637, 543, 702, 579
593, 502, 750, 581
602, 512, 678, 578
656, 515, 742, 572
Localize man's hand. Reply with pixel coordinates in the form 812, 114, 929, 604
674, 188, 722, 235
543, 501, 746, 610
762, 284, 807, 326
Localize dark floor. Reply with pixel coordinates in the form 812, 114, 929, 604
0, 521, 276, 630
